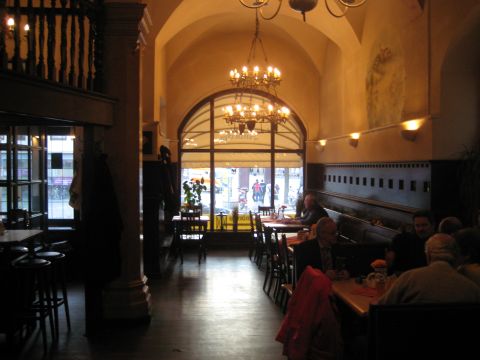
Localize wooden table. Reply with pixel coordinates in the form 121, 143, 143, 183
332, 278, 380, 317
0, 229, 44, 256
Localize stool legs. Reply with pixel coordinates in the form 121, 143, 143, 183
36, 251, 71, 340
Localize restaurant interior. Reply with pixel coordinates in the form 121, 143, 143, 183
1, 0, 480, 359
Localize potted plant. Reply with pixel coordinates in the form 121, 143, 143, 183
182, 178, 207, 210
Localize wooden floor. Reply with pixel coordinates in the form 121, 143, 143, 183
1, 249, 286, 360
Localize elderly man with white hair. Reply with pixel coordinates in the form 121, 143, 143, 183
378, 233, 480, 305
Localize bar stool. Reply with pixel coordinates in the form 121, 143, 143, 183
35, 251, 71, 340
11, 257, 54, 355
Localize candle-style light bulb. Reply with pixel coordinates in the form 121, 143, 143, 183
24, 23, 30, 32
7, 17, 15, 31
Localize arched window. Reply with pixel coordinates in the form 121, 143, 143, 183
179, 90, 305, 227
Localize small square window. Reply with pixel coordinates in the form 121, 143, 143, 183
423, 181, 430, 192
410, 180, 416, 191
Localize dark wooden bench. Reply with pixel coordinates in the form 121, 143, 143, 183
325, 208, 398, 244
368, 303, 480, 359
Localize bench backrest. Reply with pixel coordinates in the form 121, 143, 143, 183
368, 303, 480, 360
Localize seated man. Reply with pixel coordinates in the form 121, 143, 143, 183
378, 233, 480, 305
282, 192, 328, 226
386, 209, 435, 275
294, 217, 348, 282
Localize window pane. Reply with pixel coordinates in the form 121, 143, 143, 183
215, 153, 271, 213
16, 126, 29, 145
17, 150, 29, 180
32, 149, 43, 181
0, 150, 7, 180
31, 183, 42, 213
181, 103, 211, 150
47, 135, 74, 219
274, 153, 303, 211
0, 187, 7, 212
0, 127, 8, 144
17, 185, 29, 210
275, 119, 304, 150
180, 153, 211, 213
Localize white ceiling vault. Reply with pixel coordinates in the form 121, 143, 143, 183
145, 0, 367, 77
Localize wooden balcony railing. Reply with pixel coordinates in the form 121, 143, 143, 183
0, 0, 103, 92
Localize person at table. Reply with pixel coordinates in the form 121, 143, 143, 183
378, 233, 480, 305
385, 209, 435, 275
456, 227, 480, 288
438, 216, 463, 235
294, 217, 348, 282
281, 192, 328, 226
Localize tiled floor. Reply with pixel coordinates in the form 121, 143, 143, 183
1, 249, 286, 360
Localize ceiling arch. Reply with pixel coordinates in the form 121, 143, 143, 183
148, 0, 364, 69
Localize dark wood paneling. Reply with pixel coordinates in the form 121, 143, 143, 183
430, 160, 462, 225
306, 163, 325, 190
307, 160, 466, 229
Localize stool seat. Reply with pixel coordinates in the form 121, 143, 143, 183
11, 246, 29, 253
36, 251, 65, 260
13, 257, 51, 268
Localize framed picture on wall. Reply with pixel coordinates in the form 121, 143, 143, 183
142, 131, 153, 155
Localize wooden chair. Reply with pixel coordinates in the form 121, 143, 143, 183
178, 211, 207, 264
248, 211, 257, 261
7, 209, 31, 229
276, 233, 294, 313
258, 206, 275, 216
254, 213, 266, 268
263, 228, 282, 298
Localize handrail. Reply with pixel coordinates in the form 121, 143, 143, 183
0, 0, 103, 92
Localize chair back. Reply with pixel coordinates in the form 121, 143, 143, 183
7, 209, 31, 229
180, 210, 201, 221
258, 206, 275, 216
278, 233, 292, 284
178, 215, 206, 238
368, 303, 480, 359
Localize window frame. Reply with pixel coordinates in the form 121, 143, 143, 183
178, 89, 306, 231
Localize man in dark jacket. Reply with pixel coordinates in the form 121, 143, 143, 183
282, 192, 328, 226
294, 217, 348, 282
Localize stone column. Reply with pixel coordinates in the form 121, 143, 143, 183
101, 1, 151, 320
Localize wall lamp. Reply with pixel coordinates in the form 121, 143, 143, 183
401, 119, 424, 141
314, 139, 327, 151
349, 133, 360, 147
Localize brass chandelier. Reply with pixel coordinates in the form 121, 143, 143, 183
238, 0, 368, 21
223, 11, 290, 134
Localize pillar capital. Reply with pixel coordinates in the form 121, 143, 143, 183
103, 2, 146, 38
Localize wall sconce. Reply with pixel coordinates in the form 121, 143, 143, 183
401, 119, 423, 141
349, 133, 360, 147
315, 139, 327, 151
